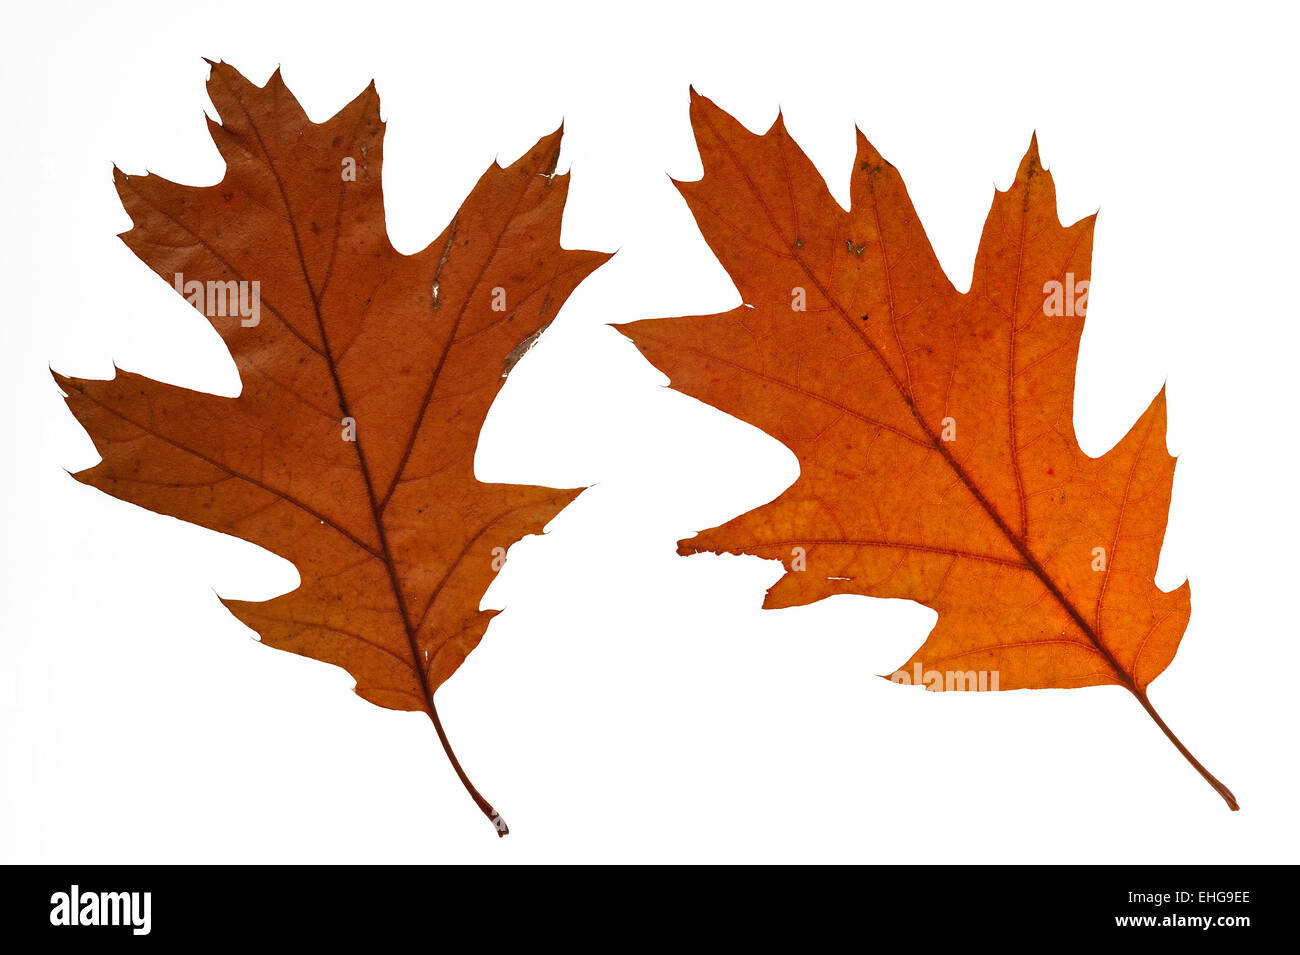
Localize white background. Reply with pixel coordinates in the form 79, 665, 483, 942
1, 0, 1296, 863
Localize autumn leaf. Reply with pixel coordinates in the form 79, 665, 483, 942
56, 62, 609, 834
618, 91, 1236, 810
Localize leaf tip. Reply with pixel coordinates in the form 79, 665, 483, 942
1001, 130, 1058, 207
607, 319, 641, 346
1153, 380, 1176, 457
49, 365, 74, 395
519, 124, 565, 181
769, 106, 788, 137
1019, 129, 1045, 176
687, 84, 718, 118
853, 126, 889, 169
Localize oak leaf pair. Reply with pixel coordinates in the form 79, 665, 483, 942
56, 64, 1234, 836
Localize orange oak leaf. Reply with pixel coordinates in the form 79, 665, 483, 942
56, 62, 609, 834
618, 91, 1236, 810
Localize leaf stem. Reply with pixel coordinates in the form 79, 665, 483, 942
427, 698, 509, 836
1131, 688, 1238, 811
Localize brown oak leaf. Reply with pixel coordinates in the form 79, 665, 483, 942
56, 62, 609, 833
618, 91, 1235, 809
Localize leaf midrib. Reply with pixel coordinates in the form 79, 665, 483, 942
221, 72, 537, 706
